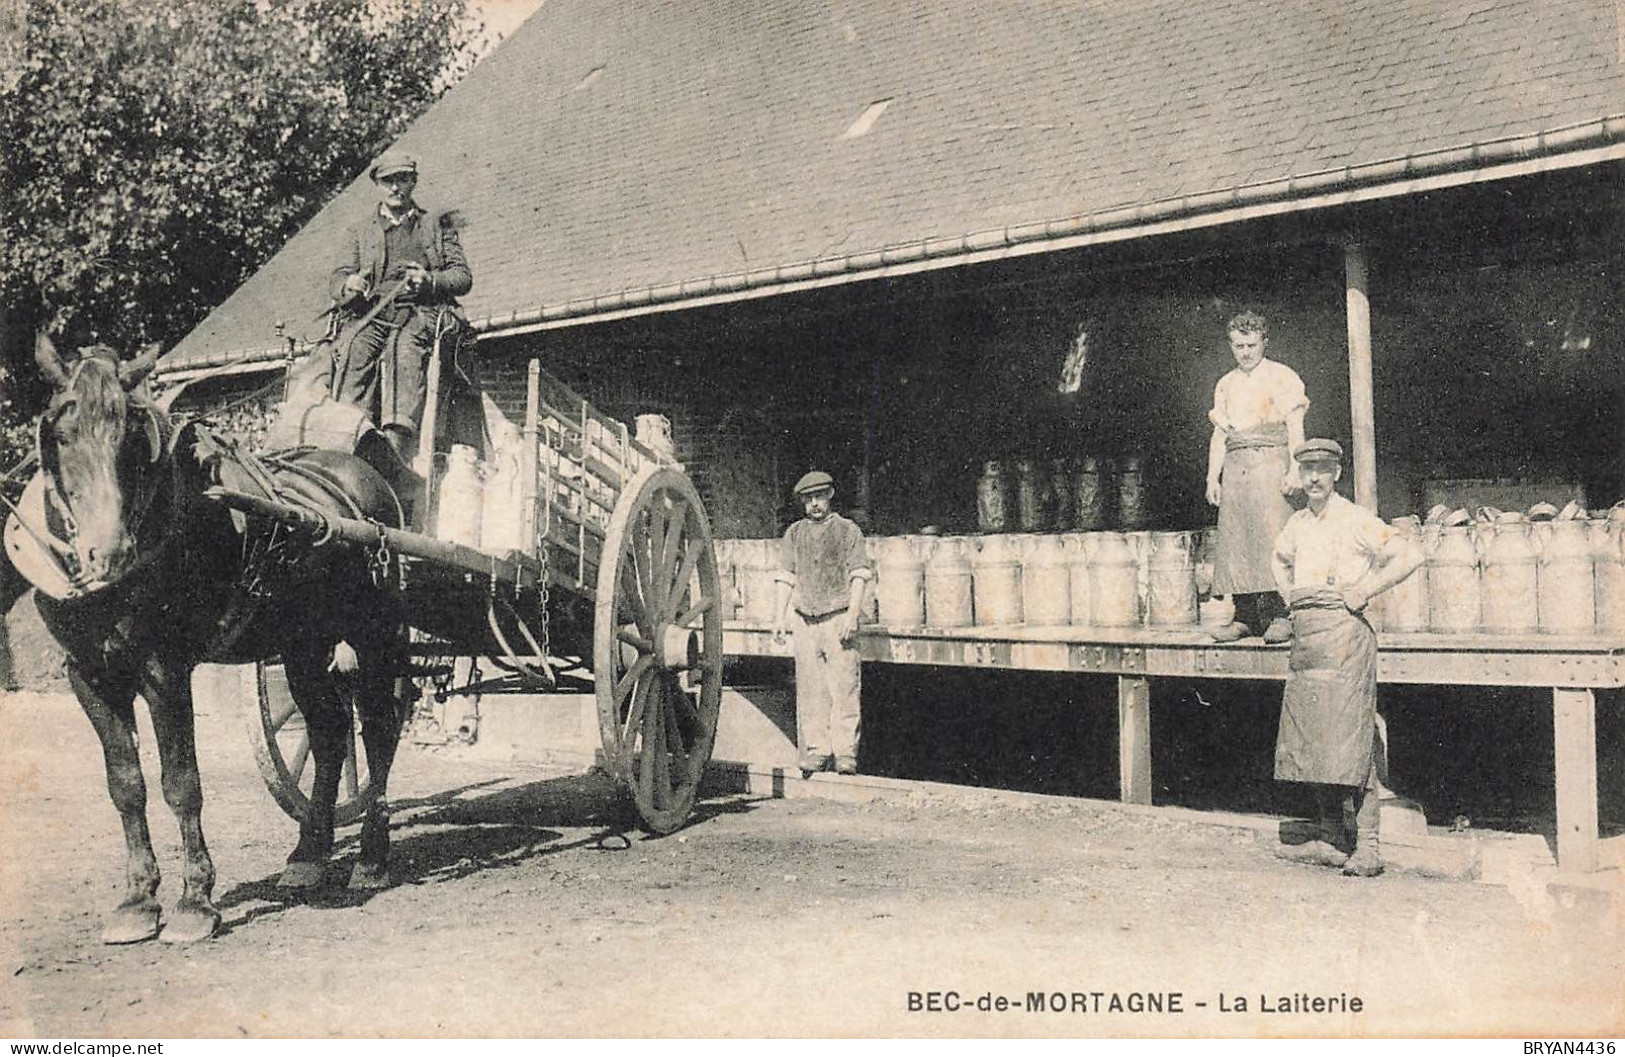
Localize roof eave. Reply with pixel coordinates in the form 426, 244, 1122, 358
157, 116, 1625, 383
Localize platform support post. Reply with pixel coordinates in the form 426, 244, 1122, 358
522, 360, 541, 553
1118, 675, 1152, 805
1553, 687, 1598, 873
1344, 238, 1378, 512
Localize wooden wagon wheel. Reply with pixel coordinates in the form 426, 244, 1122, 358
594, 465, 724, 834
245, 657, 410, 826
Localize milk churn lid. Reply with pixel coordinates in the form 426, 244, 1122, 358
793, 470, 835, 496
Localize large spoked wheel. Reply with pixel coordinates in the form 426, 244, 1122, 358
244, 659, 409, 826
594, 465, 724, 835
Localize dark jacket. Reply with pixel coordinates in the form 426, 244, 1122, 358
328, 204, 473, 309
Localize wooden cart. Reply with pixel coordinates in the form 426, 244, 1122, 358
228, 359, 724, 835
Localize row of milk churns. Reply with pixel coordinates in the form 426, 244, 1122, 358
433, 443, 526, 554
714, 533, 1197, 628
976, 455, 1148, 534
863, 531, 1200, 629
1371, 502, 1625, 635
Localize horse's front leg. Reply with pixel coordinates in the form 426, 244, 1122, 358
348, 635, 405, 890
275, 640, 348, 889
66, 663, 161, 944
139, 658, 220, 943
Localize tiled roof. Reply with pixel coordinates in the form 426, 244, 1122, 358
163, 0, 1625, 372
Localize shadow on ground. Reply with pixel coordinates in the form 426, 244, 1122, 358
214, 770, 763, 936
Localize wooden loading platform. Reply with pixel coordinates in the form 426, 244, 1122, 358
723, 621, 1625, 875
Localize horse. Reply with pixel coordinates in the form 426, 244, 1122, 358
19, 333, 409, 943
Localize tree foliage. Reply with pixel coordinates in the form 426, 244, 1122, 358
0, 0, 487, 472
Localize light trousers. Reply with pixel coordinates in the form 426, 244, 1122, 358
792, 609, 862, 759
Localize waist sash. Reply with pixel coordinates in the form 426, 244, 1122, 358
1225, 422, 1288, 453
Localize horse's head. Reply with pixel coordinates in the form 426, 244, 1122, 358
34, 333, 168, 589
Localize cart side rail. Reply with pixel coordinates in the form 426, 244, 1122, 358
525, 358, 678, 595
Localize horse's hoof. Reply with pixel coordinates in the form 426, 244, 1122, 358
101, 905, 161, 945
159, 905, 220, 944
347, 862, 390, 891
277, 861, 327, 889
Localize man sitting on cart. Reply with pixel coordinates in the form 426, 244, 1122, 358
296, 152, 473, 460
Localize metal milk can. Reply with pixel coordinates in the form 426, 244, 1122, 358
1146, 531, 1199, 626
970, 534, 1023, 625
1426, 524, 1482, 633
712, 539, 741, 619
873, 536, 927, 628
1482, 516, 1538, 635
737, 539, 781, 623
1049, 458, 1074, 532
1021, 533, 1071, 625
1015, 459, 1047, 532
1372, 516, 1427, 633
1062, 532, 1094, 626
923, 536, 975, 628
1538, 517, 1596, 634
976, 460, 1008, 534
1595, 511, 1625, 633
1118, 453, 1147, 530
436, 444, 485, 548
1073, 456, 1107, 531
1088, 531, 1140, 628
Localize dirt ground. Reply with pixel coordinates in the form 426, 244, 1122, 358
0, 687, 1621, 1040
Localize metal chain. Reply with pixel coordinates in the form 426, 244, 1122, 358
537, 548, 551, 665
369, 523, 393, 588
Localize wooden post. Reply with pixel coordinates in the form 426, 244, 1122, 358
1117, 675, 1152, 805
1344, 240, 1378, 511
1552, 687, 1599, 873
415, 334, 444, 482
521, 360, 541, 555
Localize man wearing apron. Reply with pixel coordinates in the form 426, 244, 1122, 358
1270, 440, 1423, 876
1205, 312, 1308, 643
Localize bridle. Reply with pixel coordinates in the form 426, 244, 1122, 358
36, 359, 176, 591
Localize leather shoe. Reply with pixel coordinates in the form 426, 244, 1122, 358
1342, 845, 1384, 877
1207, 621, 1248, 643
1274, 840, 1349, 869
834, 756, 858, 775
1262, 617, 1293, 644
798, 752, 831, 777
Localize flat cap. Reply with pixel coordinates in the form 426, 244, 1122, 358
1293, 438, 1344, 463
370, 152, 417, 182
793, 470, 835, 496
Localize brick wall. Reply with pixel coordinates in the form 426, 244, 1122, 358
475, 334, 790, 539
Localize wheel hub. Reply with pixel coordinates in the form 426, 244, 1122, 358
655, 622, 698, 671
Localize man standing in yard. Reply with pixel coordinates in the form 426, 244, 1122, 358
772, 471, 872, 777
1271, 439, 1422, 876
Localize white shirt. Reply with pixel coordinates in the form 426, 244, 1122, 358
1211, 358, 1309, 433
1273, 492, 1395, 593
